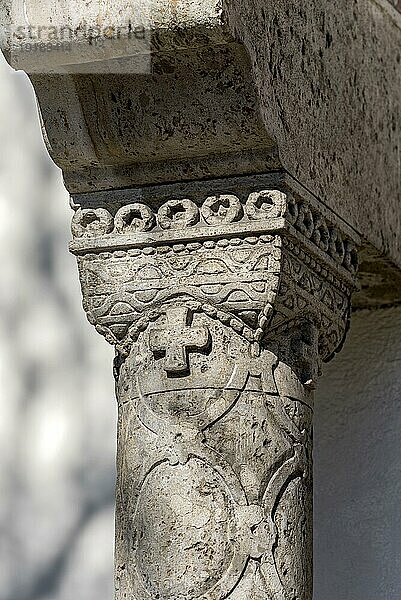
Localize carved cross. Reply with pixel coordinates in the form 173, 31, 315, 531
149, 307, 210, 374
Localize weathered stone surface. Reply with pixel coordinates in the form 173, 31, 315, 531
2, 1, 398, 596
115, 341, 313, 599
225, 0, 401, 259
224, 0, 401, 302
29, 42, 278, 189
69, 172, 358, 598
2, 0, 399, 305
386, 0, 401, 15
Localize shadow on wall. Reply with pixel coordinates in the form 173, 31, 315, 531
1, 53, 401, 600
315, 306, 401, 600
0, 55, 116, 600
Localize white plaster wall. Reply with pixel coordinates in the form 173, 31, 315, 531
1, 53, 400, 600
315, 307, 401, 599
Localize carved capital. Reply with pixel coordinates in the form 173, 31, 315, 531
70, 172, 358, 370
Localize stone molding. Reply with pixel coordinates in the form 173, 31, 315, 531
70, 173, 359, 367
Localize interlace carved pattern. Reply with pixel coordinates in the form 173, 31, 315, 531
115, 312, 313, 600
71, 184, 357, 362
77, 233, 281, 350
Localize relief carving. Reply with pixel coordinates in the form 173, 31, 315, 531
148, 306, 211, 374
71, 173, 359, 599
115, 315, 313, 599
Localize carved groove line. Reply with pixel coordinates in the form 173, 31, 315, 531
125, 322, 312, 599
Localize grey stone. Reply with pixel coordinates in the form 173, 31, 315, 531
69, 174, 358, 598
2, 1, 399, 596
3, 1, 399, 305
224, 0, 401, 307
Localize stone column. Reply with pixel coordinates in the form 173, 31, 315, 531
70, 172, 358, 599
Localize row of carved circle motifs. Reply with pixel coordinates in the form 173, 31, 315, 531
284, 196, 357, 273
71, 189, 357, 274
71, 190, 286, 236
